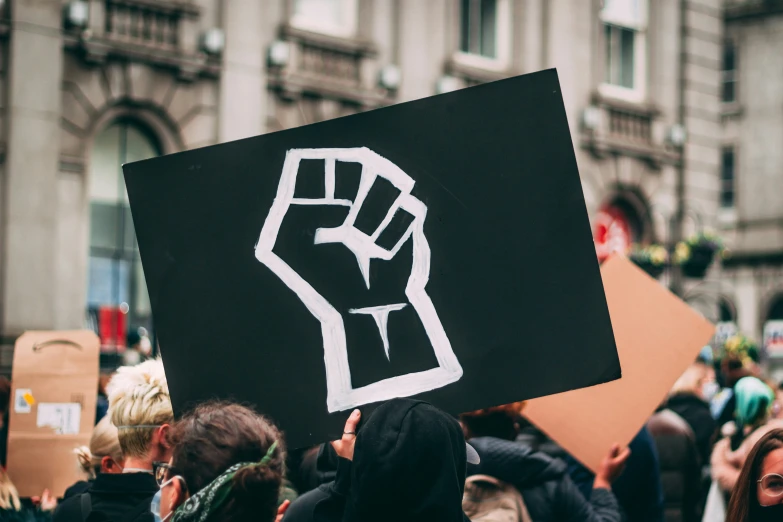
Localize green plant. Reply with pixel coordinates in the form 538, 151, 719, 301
628, 244, 668, 266
674, 231, 726, 264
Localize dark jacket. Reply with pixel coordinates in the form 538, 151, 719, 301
648, 410, 702, 522
568, 427, 665, 522
664, 393, 716, 465
284, 399, 470, 522
467, 437, 621, 522
0, 504, 52, 522
52, 472, 157, 522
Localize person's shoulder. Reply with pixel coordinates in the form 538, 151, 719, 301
284, 484, 337, 522
52, 493, 83, 521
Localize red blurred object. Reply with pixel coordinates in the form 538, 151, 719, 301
98, 306, 127, 353
594, 205, 632, 262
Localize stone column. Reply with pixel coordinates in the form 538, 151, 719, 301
0, 0, 64, 337
218, 0, 280, 141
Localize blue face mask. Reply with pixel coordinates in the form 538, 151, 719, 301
150, 489, 167, 522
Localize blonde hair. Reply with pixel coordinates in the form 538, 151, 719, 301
75, 415, 123, 477
0, 467, 20, 511
107, 358, 173, 458
671, 362, 710, 396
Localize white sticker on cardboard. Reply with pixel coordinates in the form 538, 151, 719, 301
14, 389, 33, 414
36, 403, 81, 435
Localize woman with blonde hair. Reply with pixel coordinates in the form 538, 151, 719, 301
63, 415, 125, 500
0, 466, 56, 521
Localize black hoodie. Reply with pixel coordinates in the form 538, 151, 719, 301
467, 437, 621, 522
284, 399, 470, 522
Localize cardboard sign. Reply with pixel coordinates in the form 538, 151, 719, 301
764, 321, 783, 357
124, 69, 621, 448
523, 256, 715, 472
7, 331, 99, 497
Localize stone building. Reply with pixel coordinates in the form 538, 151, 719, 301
0, 0, 728, 369
720, 0, 783, 377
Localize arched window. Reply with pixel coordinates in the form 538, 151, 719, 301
87, 120, 160, 349
768, 295, 783, 321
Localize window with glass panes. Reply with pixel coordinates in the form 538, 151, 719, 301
87, 120, 159, 343
721, 147, 735, 209
460, 0, 498, 59
601, 0, 646, 92
722, 42, 737, 103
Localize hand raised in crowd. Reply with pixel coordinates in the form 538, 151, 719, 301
594, 443, 631, 490
31, 489, 57, 511
331, 409, 361, 461
275, 499, 291, 522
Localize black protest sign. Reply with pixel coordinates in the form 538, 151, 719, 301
124, 69, 620, 449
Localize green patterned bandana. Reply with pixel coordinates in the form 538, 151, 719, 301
170, 441, 278, 522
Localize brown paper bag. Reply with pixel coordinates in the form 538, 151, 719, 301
7, 331, 100, 498
523, 256, 715, 473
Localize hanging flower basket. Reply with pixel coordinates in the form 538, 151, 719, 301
674, 232, 725, 279
628, 244, 668, 279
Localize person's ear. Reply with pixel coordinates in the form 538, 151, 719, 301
171, 477, 188, 508
101, 456, 122, 474
156, 424, 172, 448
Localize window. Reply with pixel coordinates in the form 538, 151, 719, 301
291, 0, 357, 37
461, 0, 497, 58
87, 120, 160, 347
721, 147, 735, 208
456, 0, 510, 70
601, 0, 647, 101
722, 41, 737, 103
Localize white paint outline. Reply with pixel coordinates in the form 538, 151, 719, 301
349, 303, 407, 361
256, 147, 463, 412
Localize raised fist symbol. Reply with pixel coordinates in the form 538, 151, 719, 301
256, 147, 463, 413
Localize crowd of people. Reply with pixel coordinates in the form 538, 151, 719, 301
0, 333, 780, 521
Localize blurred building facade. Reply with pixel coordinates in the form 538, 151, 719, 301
4, 0, 778, 370
720, 0, 783, 370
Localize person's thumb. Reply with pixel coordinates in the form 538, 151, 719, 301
344, 409, 361, 434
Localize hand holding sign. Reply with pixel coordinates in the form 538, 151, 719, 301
256, 148, 463, 413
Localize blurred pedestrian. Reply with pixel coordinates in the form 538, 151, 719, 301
712, 377, 783, 496
53, 358, 173, 522
285, 398, 475, 522
714, 336, 761, 429
95, 372, 112, 425
460, 403, 626, 522
64, 415, 125, 499
725, 428, 783, 521
567, 426, 665, 522
154, 401, 289, 522
0, 466, 56, 521
664, 361, 717, 464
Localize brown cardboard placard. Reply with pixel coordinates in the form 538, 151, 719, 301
7, 331, 100, 497
523, 255, 715, 473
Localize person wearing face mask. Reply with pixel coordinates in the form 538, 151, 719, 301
725, 428, 783, 521
151, 401, 289, 522
53, 358, 174, 522
663, 360, 718, 465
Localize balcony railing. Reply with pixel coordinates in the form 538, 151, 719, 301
607, 106, 653, 145
268, 25, 392, 108
63, 0, 219, 81
581, 95, 677, 167
104, 0, 182, 49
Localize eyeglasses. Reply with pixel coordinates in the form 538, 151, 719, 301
758, 473, 783, 497
152, 461, 183, 487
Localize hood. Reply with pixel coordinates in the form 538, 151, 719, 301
467, 436, 566, 490
343, 399, 468, 522
314, 442, 339, 485
667, 391, 709, 409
